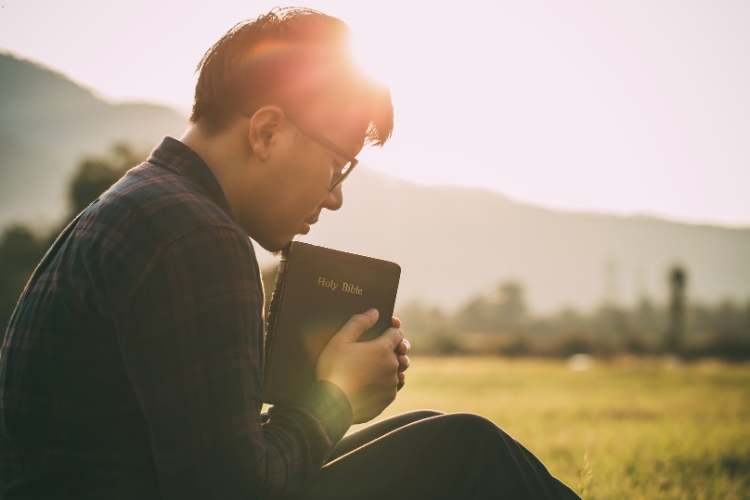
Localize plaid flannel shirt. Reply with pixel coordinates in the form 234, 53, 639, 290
0, 137, 353, 499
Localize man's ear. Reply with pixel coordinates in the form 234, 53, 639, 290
248, 106, 286, 161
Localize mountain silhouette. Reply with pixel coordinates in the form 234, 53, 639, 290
2, 51, 748, 311
0, 52, 187, 227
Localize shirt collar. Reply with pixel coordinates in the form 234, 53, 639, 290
147, 136, 235, 221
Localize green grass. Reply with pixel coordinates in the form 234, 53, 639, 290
352, 357, 750, 499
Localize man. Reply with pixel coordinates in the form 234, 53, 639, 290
0, 7, 580, 499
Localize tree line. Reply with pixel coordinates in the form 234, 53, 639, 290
392, 275, 750, 360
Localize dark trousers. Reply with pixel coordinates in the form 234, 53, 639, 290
296, 411, 581, 500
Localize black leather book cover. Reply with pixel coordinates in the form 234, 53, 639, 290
263, 241, 401, 406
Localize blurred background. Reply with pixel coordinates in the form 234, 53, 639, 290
1, 1, 749, 498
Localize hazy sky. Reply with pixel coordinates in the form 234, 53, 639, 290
2, 1, 749, 227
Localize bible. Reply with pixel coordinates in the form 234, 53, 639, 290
263, 241, 401, 406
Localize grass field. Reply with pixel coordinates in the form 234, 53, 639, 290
351, 357, 750, 499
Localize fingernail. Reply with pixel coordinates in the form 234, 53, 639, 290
366, 308, 378, 317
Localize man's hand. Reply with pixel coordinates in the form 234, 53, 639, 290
393, 317, 410, 390
316, 309, 405, 424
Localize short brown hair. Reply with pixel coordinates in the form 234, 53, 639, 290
190, 7, 393, 146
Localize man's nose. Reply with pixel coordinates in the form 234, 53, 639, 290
321, 184, 343, 212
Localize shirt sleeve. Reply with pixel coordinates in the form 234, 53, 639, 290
111, 225, 352, 499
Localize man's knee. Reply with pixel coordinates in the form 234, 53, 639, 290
439, 413, 500, 436
431, 413, 519, 454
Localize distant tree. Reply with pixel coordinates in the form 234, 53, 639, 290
632, 296, 660, 335
490, 282, 527, 331
691, 299, 750, 338
665, 266, 687, 353
452, 295, 489, 333
453, 281, 528, 333
530, 307, 588, 337
396, 300, 448, 336
713, 300, 745, 336
592, 304, 631, 337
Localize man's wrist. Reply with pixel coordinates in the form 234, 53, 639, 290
295, 380, 353, 443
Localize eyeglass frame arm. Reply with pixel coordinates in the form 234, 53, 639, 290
284, 114, 360, 190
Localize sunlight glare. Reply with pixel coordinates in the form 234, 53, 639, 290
350, 30, 392, 92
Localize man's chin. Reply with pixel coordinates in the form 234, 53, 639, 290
257, 239, 290, 255
254, 233, 298, 255
253, 222, 312, 254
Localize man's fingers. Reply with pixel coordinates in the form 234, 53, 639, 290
398, 355, 410, 372
333, 309, 380, 343
379, 326, 404, 351
391, 316, 401, 329
397, 339, 410, 355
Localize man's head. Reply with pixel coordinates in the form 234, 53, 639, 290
183, 8, 393, 251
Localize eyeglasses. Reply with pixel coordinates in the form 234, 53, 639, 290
284, 113, 359, 191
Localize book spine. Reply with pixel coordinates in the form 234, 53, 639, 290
263, 244, 291, 385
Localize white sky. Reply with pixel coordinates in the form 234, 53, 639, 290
1, 0, 749, 227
